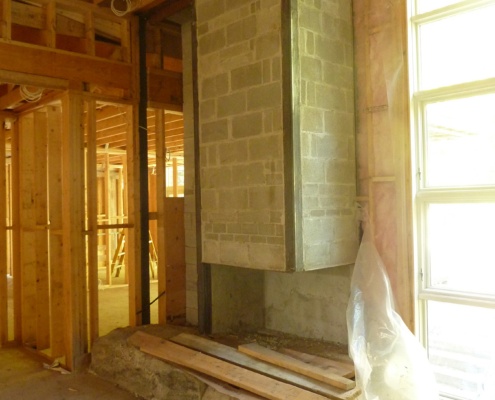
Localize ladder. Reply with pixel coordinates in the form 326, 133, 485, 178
110, 230, 157, 279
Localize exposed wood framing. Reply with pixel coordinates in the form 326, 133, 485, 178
155, 109, 167, 324
84, 9, 95, 56
0, 87, 25, 111
137, 14, 150, 324
61, 92, 87, 371
0, 40, 132, 92
0, 70, 68, 90
125, 103, 141, 327
121, 15, 142, 328
147, 0, 193, 25
33, 110, 50, 350
18, 114, 37, 346
148, 68, 183, 107
11, 117, 21, 342
164, 197, 185, 319
42, 1, 56, 48
0, 0, 188, 367
103, 152, 111, 285
0, 0, 11, 39
0, 117, 7, 346
47, 104, 65, 358
86, 99, 99, 346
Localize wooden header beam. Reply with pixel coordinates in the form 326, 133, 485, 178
0, 40, 132, 93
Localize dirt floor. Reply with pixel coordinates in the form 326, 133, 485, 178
0, 346, 142, 400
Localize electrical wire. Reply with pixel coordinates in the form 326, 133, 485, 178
20, 85, 44, 103
110, 0, 141, 16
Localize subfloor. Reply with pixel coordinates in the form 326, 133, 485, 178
0, 346, 142, 400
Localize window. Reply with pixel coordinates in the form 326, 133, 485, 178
410, 1, 495, 399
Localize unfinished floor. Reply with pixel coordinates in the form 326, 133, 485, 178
90, 325, 357, 400
0, 347, 142, 400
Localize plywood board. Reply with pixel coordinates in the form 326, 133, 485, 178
238, 343, 355, 391
171, 333, 360, 400
128, 331, 329, 400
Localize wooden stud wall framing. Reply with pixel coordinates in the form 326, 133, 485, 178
33, 110, 50, 351
0, 0, 11, 40
11, 117, 21, 343
47, 105, 65, 358
155, 109, 167, 324
0, 0, 188, 368
61, 92, 87, 370
85, 99, 99, 346
0, 0, 133, 94
0, 116, 7, 346
18, 114, 37, 346
125, 99, 142, 328
128, 15, 143, 328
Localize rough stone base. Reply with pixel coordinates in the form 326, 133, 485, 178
89, 325, 259, 400
90, 325, 352, 400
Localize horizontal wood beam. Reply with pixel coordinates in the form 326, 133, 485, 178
0, 87, 24, 111
0, 69, 68, 89
146, 0, 193, 25
0, 40, 132, 92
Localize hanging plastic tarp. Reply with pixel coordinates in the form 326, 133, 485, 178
347, 228, 438, 400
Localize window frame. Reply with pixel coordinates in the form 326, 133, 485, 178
409, 0, 495, 397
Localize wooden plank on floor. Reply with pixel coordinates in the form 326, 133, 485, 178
171, 333, 360, 400
238, 343, 355, 391
279, 348, 355, 379
128, 331, 329, 400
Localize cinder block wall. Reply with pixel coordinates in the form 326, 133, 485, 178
297, 0, 357, 270
196, 0, 287, 271
190, 0, 358, 342
263, 0, 355, 343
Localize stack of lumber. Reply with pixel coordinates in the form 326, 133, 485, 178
128, 331, 360, 400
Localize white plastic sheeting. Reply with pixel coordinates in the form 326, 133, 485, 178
347, 229, 438, 400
